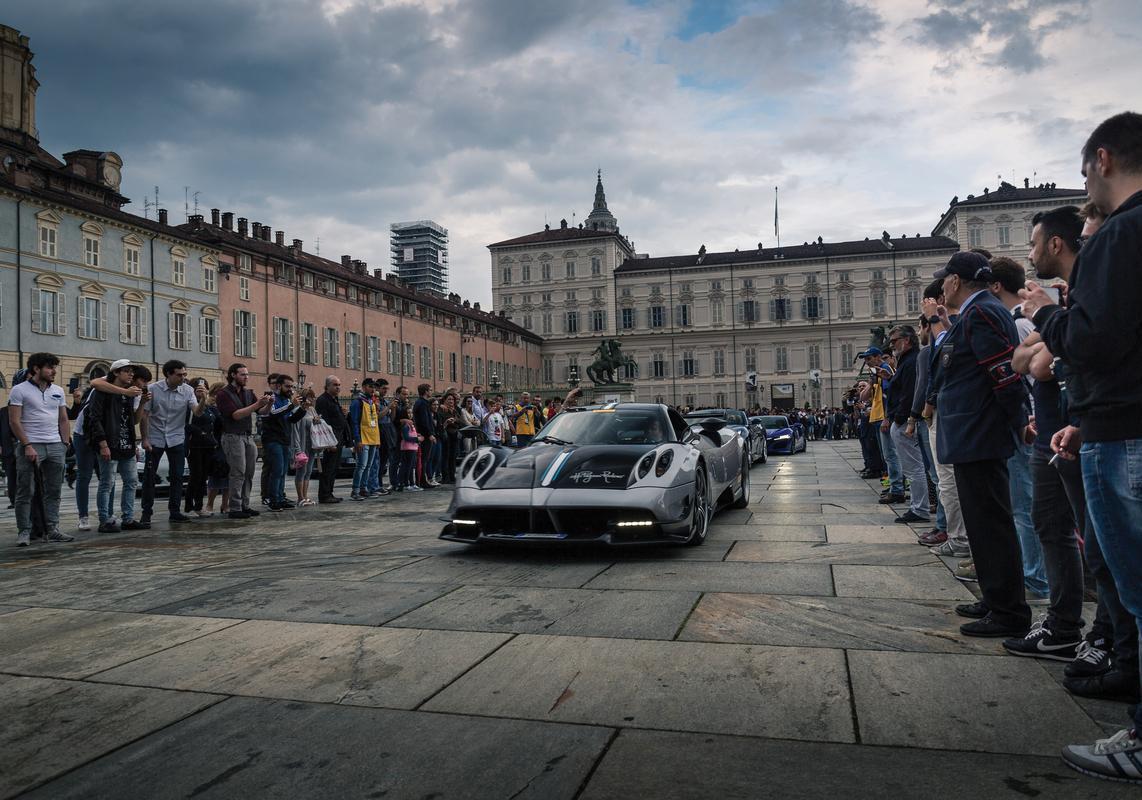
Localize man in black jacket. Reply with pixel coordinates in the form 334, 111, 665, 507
1021, 112, 1142, 781
315, 375, 351, 503
886, 325, 929, 525
933, 251, 1030, 639
413, 383, 436, 488
85, 359, 140, 533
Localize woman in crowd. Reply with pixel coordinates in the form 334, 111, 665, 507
459, 394, 480, 454
395, 405, 422, 492
427, 396, 443, 483
202, 383, 230, 516
439, 392, 460, 483
290, 387, 319, 507
185, 377, 218, 517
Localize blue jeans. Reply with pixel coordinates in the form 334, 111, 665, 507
877, 424, 903, 494
263, 441, 289, 504
1008, 440, 1048, 596
913, 419, 946, 531
353, 445, 376, 493
1081, 438, 1142, 730
366, 442, 383, 493
72, 434, 98, 519
97, 455, 137, 523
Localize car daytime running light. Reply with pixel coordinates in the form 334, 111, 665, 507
654, 449, 673, 477
616, 520, 654, 527
452, 519, 479, 525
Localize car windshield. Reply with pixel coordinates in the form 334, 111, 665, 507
757, 416, 790, 429
684, 409, 746, 426
533, 408, 672, 445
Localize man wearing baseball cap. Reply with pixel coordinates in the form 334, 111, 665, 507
84, 359, 144, 533
932, 251, 1031, 638
857, 346, 902, 499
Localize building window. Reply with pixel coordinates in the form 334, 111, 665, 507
323, 327, 340, 367
450, 352, 457, 382
542, 263, 551, 281
871, 269, 885, 282
906, 287, 920, 314
522, 314, 533, 330
775, 345, 789, 373
803, 295, 821, 319
38, 221, 58, 258
710, 279, 722, 292
715, 392, 727, 408
839, 290, 853, 318
650, 306, 665, 328
238, 253, 252, 272
387, 340, 401, 374
503, 295, 513, 308
273, 317, 295, 362
837, 270, 851, 283
502, 267, 512, 285
591, 287, 603, 301
565, 261, 576, 278
742, 278, 754, 290
522, 264, 531, 282
744, 347, 757, 371
681, 350, 696, 377
169, 310, 190, 350
741, 300, 759, 323
771, 298, 792, 321
591, 256, 601, 276
542, 313, 552, 334
565, 290, 577, 302
234, 309, 256, 357
872, 288, 887, 316
403, 343, 415, 376
124, 245, 141, 276
543, 357, 553, 384
621, 308, 635, 329
905, 267, 918, 279
565, 311, 579, 334
591, 309, 605, 331
346, 332, 361, 370
120, 303, 147, 345
463, 355, 473, 384
420, 346, 432, 378
300, 323, 317, 365
366, 336, 380, 371
77, 297, 106, 340
437, 349, 445, 381
239, 276, 250, 301
172, 258, 186, 286
477, 357, 484, 384
968, 227, 982, 248
203, 263, 216, 292
302, 271, 313, 289
841, 343, 854, 364
998, 225, 1011, 246
774, 275, 786, 287
713, 349, 725, 375
652, 354, 666, 378
677, 304, 691, 326
808, 343, 821, 370
711, 300, 724, 325
200, 315, 219, 354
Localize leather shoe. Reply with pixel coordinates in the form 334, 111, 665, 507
878, 494, 906, 504
1063, 669, 1141, 703
894, 511, 929, 524
169, 513, 193, 522
955, 601, 989, 619
959, 616, 1030, 638
918, 530, 947, 546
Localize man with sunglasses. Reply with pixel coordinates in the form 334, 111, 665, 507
886, 325, 930, 525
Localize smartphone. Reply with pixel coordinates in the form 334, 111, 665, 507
1041, 285, 1061, 304
68, 377, 80, 392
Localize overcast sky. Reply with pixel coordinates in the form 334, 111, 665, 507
9, 0, 1139, 304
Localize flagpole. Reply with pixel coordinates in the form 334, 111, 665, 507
774, 186, 780, 249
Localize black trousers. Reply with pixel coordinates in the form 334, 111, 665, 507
319, 447, 341, 500
184, 447, 212, 512
953, 459, 1031, 629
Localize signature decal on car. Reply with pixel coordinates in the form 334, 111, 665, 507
568, 469, 624, 484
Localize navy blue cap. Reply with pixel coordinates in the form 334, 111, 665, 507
857, 346, 883, 359
934, 251, 993, 282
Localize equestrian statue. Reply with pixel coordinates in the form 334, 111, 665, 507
586, 339, 638, 385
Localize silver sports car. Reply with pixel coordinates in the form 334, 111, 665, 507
440, 402, 749, 546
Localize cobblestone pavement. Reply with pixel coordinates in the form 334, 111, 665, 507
0, 442, 1133, 798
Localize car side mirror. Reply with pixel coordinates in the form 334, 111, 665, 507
459, 425, 491, 446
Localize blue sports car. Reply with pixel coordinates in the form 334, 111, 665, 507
752, 415, 807, 455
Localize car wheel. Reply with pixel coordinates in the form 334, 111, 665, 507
685, 468, 710, 546
732, 454, 750, 508
759, 438, 767, 464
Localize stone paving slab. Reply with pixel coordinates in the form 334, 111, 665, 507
583, 561, 834, 595
0, 569, 256, 613
91, 619, 509, 709
0, 542, 252, 574
22, 696, 611, 800
388, 584, 700, 640
713, 509, 753, 524
826, 524, 923, 544
707, 524, 826, 542
374, 553, 611, 588
833, 565, 976, 601
147, 577, 456, 626
726, 541, 937, 566
0, 674, 223, 800
0, 607, 241, 679
679, 593, 1002, 653
424, 634, 854, 742
190, 551, 424, 581
849, 650, 1107, 756
0, 605, 23, 614
578, 729, 1125, 800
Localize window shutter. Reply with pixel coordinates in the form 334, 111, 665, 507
139, 307, 148, 343
250, 313, 257, 357
800, 298, 807, 318
77, 297, 87, 336
99, 301, 107, 340
233, 310, 241, 355
121, 303, 130, 342
168, 311, 176, 349
31, 289, 43, 333
289, 320, 296, 361
200, 317, 207, 352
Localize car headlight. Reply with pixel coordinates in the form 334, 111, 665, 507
774, 435, 791, 441
654, 449, 673, 477
637, 452, 656, 480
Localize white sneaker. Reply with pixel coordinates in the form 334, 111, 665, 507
17, 531, 30, 547
77, 517, 91, 531
406, 485, 424, 492
1062, 728, 1142, 783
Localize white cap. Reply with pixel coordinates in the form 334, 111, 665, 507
109, 359, 136, 373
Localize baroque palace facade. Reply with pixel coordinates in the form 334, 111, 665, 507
0, 25, 539, 402
490, 174, 1085, 409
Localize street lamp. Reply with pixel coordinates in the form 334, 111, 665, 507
489, 371, 501, 394
568, 364, 580, 389
298, 370, 307, 389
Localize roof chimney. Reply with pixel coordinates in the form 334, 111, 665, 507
252, 222, 262, 239
158, 208, 168, 225
210, 208, 220, 226
221, 212, 234, 231
275, 231, 284, 246
292, 239, 303, 251
341, 255, 352, 268
237, 217, 248, 237
463, 300, 470, 308
262, 226, 271, 242
188, 214, 204, 230
473, 302, 481, 312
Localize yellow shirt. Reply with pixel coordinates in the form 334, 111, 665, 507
868, 373, 886, 423
359, 399, 380, 445
514, 405, 539, 436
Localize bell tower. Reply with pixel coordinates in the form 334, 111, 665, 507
584, 169, 619, 232
0, 25, 40, 153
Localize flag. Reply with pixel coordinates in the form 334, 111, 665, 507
774, 186, 780, 245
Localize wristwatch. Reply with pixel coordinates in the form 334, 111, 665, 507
927, 315, 941, 325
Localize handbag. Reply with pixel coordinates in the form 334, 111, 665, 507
311, 418, 339, 450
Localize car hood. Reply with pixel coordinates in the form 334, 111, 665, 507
765, 427, 794, 437
479, 443, 657, 490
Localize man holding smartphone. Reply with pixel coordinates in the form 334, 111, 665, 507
509, 391, 543, 447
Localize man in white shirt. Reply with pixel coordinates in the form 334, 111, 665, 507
8, 353, 73, 546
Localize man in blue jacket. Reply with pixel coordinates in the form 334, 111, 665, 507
1022, 111, 1142, 783
932, 251, 1030, 639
